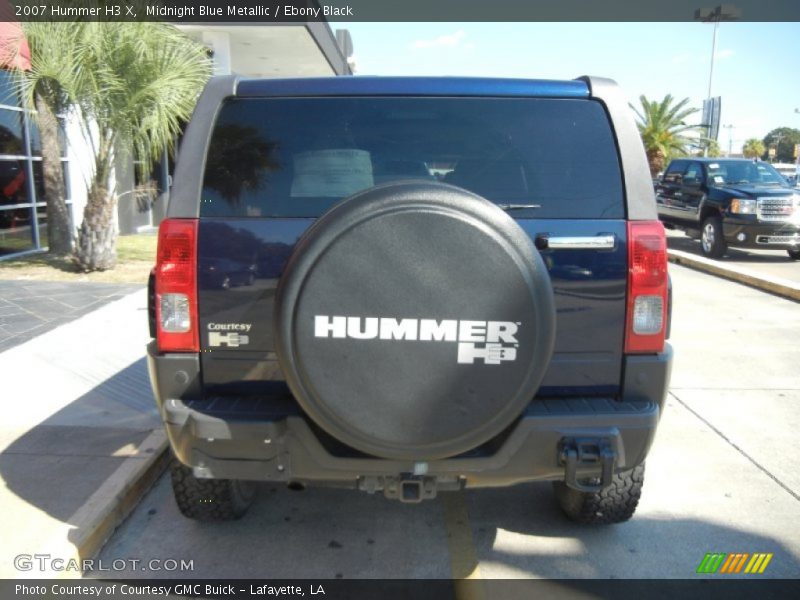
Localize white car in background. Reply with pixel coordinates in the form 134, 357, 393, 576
773, 162, 799, 186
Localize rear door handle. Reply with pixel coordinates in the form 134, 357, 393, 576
536, 234, 616, 250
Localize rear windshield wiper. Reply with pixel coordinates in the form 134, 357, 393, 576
497, 203, 542, 211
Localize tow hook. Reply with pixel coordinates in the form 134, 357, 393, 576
559, 437, 617, 493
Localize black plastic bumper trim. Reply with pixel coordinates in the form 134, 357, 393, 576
147, 341, 671, 486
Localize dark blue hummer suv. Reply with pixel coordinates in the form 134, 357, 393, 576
147, 76, 673, 524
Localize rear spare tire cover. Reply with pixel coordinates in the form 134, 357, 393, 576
274, 181, 555, 460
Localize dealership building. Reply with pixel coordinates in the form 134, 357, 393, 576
0, 20, 353, 259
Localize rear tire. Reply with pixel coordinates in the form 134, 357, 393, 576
169, 459, 256, 521
553, 464, 644, 525
788, 248, 800, 261
700, 216, 726, 258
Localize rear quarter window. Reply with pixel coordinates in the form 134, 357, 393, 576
200, 97, 624, 219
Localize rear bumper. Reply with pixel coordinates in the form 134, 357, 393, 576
147, 341, 672, 490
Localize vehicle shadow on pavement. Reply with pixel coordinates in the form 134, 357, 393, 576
97, 478, 455, 579
463, 483, 800, 578
94, 477, 800, 580
0, 357, 161, 572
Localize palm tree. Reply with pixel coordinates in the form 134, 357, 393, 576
16, 21, 211, 270
11, 24, 83, 255
742, 138, 765, 159
631, 95, 700, 177
698, 139, 722, 158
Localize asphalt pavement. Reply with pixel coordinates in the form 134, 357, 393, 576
93, 263, 800, 579
0, 287, 164, 579
666, 230, 799, 286
0, 281, 142, 353
1, 251, 797, 582
665, 230, 800, 303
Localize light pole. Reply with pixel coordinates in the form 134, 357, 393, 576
723, 124, 734, 156
698, 7, 720, 100
694, 4, 740, 155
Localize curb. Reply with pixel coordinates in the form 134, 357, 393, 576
39, 429, 169, 575
70, 430, 170, 562
668, 249, 800, 302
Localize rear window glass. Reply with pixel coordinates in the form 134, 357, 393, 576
200, 97, 623, 219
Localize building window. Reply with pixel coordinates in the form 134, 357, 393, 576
0, 69, 71, 258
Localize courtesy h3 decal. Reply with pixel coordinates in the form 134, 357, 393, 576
207, 323, 251, 347
696, 553, 773, 574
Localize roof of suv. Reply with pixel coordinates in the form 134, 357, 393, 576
236, 76, 590, 98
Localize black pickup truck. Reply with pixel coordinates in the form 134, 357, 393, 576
656, 157, 800, 259
147, 75, 673, 525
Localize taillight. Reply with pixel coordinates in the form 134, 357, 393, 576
155, 218, 199, 352
625, 220, 668, 354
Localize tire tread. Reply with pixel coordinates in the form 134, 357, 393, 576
554, 464, 644, 525
169, 459, 255, 521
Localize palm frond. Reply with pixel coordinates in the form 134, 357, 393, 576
632, 94, 702, 171
17, 20, 211, 184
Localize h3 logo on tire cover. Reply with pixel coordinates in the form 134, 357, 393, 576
314, 315, 519, 365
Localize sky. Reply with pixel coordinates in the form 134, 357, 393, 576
344, 22, 800, 156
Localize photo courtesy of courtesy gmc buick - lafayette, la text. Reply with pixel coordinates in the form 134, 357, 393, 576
147, 75, 673, 524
